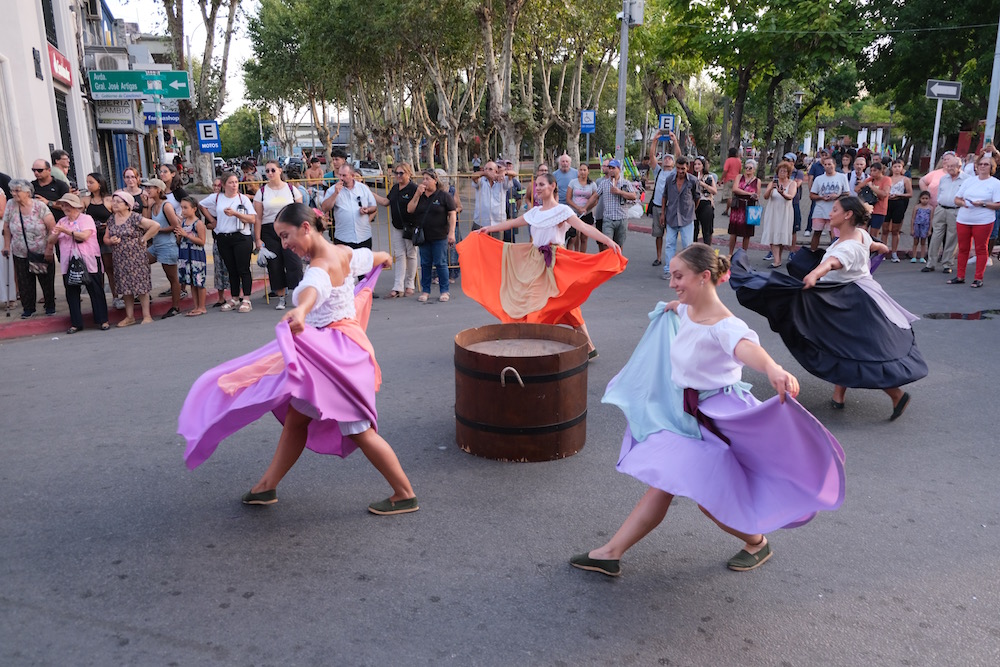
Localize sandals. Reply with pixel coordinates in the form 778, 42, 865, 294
100, 322, 111, 331
116, 317, 136, 328
404, 288, 415, 297
66, 326, 81, 334
830, 399, 845, 410
971, 280, 984, 288
439, 293, 450, 302
946, 277, 965, 285
727, 539, 772, 572
220, 300, 237, 311
387, 290, 402, 298
237, 300, 252, 313
417, 293, 429, 302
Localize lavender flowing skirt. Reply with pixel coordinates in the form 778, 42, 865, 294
606, 304, 845, 535
616, 391, 846, 534
178, 321, 377, 469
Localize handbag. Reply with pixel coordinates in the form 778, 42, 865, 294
626, 202, 645, 219
19, 209, 49, 274
67, 251, 91, 286
411, 195, 433, 246
746, 205, 763, 226
411, 224, 426, 246
858, 185, 879, 206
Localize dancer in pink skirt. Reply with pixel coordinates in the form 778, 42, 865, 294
178, 203, 417, 515
571, 244, 844, 577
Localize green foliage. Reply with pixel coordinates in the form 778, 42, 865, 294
860, 0, 1000, 144
219, 106, 272, 159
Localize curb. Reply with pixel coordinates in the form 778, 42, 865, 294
0, 278, 267, 341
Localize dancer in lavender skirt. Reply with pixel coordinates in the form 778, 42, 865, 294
178, 203, 417, 515
571, 244, 845, 577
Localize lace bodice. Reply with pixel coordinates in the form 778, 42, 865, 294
292, 248, 374, 327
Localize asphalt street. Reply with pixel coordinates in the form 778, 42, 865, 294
2, 223, 998, 666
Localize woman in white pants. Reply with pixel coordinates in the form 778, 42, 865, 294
375, 162, 419, 297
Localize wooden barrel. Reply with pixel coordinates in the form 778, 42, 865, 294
454, 323, 590, 462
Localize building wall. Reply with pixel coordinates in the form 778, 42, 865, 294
0, 1, 93, 181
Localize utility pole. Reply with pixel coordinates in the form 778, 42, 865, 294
985, 13, 1000, 143
614, 0, 644, 164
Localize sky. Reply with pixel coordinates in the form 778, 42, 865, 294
103, 0, 254, 117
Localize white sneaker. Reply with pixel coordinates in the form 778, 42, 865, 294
275, 297, 286, 310
891, 253, 900, 263
112, 298, 125, 310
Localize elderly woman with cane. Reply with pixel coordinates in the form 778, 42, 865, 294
2, 179, 57, 318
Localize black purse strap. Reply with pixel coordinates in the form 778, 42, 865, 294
18, 207, 31, 256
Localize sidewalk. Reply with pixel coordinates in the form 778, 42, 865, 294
0, 242, 269, 341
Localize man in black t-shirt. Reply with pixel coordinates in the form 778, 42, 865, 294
31, 159, 70, 220
0, 171, 11, 199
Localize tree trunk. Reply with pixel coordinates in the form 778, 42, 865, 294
759, 74, 785, 178
477, 0, 528, 172
729, 64, 755, 150
163, 0, 239, 187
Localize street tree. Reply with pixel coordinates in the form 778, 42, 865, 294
860, 0, 1000, 148
157, 0, 242, 186
220, 106, 272, 159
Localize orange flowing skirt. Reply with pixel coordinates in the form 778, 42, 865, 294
457, 233, 628, 327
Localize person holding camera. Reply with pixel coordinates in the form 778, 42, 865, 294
320, 165, 377, 250
199, 171, 258, 312
594, 159, 637, 250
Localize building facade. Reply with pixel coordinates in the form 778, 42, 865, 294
0, 0, 95, 182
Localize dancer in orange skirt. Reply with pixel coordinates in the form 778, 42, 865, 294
458, 173, 628, 357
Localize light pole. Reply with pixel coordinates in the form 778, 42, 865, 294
887, 102, 896, 157
613, 0, 644, 164
792, 90, 805, 156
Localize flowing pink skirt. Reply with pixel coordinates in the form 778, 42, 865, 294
178, 321, 378, 470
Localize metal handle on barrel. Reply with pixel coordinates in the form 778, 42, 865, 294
500, 366, 524, 388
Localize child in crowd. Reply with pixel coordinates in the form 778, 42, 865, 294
909, 191, 932, 263
175, 196, 208, 315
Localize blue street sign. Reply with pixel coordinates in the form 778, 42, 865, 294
197, 120, 222, 153
657, 114, 676, 133
144, 112, 180, 125
581, 109, 596, 135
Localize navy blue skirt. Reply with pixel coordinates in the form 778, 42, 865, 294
729, 250, 927, 389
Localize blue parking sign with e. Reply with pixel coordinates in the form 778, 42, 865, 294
197, 120, 221, 153
658, 114, 675, 133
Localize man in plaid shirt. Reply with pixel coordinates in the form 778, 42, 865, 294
594, 159, 637, 249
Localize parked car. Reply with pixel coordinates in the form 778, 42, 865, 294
286, 157, 306, 174
213, 157, 226, 174
352, 159, 384, 183
277, 156, 289, 169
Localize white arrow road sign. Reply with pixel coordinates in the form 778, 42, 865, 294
926, 79, 962, 100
